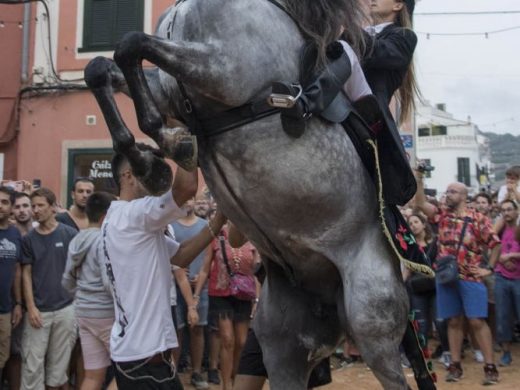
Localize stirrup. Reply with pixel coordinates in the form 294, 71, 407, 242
269, 81, 308, 138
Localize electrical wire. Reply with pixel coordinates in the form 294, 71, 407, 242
417, 25, 520, 38
415, 10, 520, 16
0, 0, 85, 82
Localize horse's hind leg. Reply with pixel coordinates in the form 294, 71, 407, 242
254, 261, 342, 390
84, 57, 173, 194
342, 230, 410, 390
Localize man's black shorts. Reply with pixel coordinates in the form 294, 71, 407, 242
237, 328, 332, 387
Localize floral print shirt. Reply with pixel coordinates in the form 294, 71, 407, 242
430, 207, 500, 282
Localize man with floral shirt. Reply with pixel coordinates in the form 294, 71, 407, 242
415, 177, 501, 385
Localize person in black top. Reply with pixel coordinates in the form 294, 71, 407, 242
56, 177, 95, 231
360, 0, 419, 205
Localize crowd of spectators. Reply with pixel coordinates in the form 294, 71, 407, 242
394, 164, 520, 385
1, 163, 519, 390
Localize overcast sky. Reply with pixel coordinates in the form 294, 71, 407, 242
413, 0, 520, 135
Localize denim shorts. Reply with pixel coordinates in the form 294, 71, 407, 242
436, 279, 488, 319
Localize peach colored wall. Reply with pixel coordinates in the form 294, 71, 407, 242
57, 0, 173, 71
0, 4, 25, 180
17, 90, 143, 198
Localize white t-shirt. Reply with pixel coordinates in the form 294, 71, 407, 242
339, 41, 373, 102
103, 191, 186, 362
170, 270, 178, 307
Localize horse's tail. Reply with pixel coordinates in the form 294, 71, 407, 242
402, 319, 437, 390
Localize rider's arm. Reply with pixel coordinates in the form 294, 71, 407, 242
363, 28, 417, 70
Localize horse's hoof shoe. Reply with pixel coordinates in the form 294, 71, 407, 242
160, 128, 198, 171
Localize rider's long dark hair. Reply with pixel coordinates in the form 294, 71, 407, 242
285, 0, 365, 69
395, 2, 421, 123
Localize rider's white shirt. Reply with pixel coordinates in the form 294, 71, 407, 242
339, 41, 373, 101
364, 22, 393, 36
103, 191, 185, 362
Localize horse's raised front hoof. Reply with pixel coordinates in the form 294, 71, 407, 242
160, 127, 198, 172
114, 31, 147, 67
131, 150, 174, 196
84, 57, 114, 89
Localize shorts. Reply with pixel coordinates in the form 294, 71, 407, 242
0, 312, 12, 368
237, 329, 331, 387
113, 350, 182, 390
176, 289, 209, 329
21, 305, 77, 389
77, 316, 114, 370
436, 279, 488, 320
209, 295, 252, 323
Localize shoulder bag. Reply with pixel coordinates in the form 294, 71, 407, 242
435, 216, 471, 285
219, 236, 256, 301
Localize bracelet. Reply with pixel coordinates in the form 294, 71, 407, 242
15, 302, 22, 306
254, 298, 259, 303
193, 294, 200, 300
207, 223, 217, 239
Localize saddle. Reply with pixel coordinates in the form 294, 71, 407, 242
269, 41, 353, 138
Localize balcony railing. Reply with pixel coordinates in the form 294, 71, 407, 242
417, 135, 477, 148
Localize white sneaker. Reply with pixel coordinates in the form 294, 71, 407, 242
473, 349, 485, 363
438, 351, 452, 368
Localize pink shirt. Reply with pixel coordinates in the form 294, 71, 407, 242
495, 226, 520, 280
208, 231, 257, 297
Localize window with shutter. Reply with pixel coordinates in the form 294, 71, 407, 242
80, 0, 144, 52
457, 157, 471, 186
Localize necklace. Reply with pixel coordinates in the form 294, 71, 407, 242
231, 247, 242, 271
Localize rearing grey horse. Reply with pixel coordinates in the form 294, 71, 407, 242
84, 0, 431, 389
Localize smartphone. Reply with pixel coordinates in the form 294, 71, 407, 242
32, 178, 41, 189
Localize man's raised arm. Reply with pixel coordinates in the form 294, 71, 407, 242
414, 170, 436, 219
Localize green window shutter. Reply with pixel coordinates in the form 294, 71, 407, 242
81, 0, 144, 52
114, 0, 144, 44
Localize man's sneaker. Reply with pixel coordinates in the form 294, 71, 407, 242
473, 349, 485, 363
438, 351, 452, 369
445, 362, 463, 382
190, 372, 209, 390
499, 351, 512, 367
482, 364, 499, 386
207, 369, 220, 385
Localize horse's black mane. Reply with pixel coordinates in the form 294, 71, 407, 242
284, 0, 365, 69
